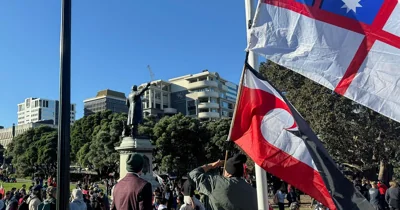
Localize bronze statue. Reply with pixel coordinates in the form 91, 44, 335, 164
126, 82, 151, 137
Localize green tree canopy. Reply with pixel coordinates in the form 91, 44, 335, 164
72, 110, 127, 177
152, 113, 208, 175
7, 126, 57, 177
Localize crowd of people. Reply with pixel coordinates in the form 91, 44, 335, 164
2, 154, 400, 210
111, 153, 266, 210
0, 177, 110, 210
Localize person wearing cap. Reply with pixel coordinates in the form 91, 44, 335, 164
188, 154, 257, 210
111, 153, 152, 210
26, 185, 43, 210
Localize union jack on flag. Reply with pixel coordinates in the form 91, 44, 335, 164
247, 0, 400, 122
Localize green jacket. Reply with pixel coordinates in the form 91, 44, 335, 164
189, 167, 257, 210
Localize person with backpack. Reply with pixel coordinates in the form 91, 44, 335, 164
37, 187, 56, 210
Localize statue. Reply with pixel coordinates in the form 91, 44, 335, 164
126, 82, 151, 137
121, 120, 130, 137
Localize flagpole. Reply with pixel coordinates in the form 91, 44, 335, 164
57, 0, 72, 209
245, 0, 269, 210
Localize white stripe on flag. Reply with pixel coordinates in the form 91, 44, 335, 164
344, 40, 400, 121
383, 3, 400, 37
247, 4, 365, 90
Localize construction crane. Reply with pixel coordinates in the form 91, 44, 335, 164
147, 65, 155, 81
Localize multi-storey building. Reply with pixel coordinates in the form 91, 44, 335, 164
83, 89, 128, 116
17, 98, 76, 125
138, 80, 177, 118
0, 121, 57, 148
137, 70, 238, 120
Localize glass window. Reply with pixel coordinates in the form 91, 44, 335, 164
198, 98, 208, 103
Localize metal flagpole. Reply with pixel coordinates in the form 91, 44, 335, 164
57, 0, 72, 209
244, 0, 270, 210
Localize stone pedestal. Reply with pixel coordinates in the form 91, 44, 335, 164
115, 136, 159, 189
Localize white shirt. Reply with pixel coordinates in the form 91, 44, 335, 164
158, 204, 167, 210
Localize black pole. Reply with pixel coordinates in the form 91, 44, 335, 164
57, 0, 71, 209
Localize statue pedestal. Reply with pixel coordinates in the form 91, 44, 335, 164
115, 136, 159, 189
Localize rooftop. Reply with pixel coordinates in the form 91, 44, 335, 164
95, 89, 126, 99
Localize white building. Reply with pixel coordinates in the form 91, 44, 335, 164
0, 122, 57, 148
17, 98, 76, 125
137, 70, 238, 120
138, 80, 177, 118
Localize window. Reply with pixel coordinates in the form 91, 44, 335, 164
187, 100, 195, 107
199, 108, 209, 113
155, 103, 161, 109
155, 92, 161, 100
198, 98, 208, 103
222, 102, 229, 108
210, 98, 217, 103
188, 110, 196, 115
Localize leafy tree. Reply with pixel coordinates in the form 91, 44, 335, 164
73, 111, 127, 177
202, 119, 236, 161
153, 113, 206, 176
7, 126, 57, 177
138, 116, 156, 139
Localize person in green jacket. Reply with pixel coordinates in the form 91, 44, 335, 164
38, 186, 56, 210
189, 154, 257, 210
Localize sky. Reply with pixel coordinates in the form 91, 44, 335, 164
0, 0, 256, 127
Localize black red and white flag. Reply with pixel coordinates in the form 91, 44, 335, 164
229, 63, 373, 210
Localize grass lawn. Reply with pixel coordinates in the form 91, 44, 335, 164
0, 179, 107, 193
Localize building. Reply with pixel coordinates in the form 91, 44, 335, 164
138, 80, 177, 118
83, 89, 128, 116
137, 70, 238, 120
0, 121, 57, 148
17, 98, 76, 125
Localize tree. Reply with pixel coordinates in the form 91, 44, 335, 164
260, 61, 400, 181
138, 116, 156, 139
73, 111, 127, 177
7, 126, 58, 177
153, 113, 207, 176
202, 119, 236, 161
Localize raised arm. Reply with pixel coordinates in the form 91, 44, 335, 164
137, 82, 151, 97
188, 160, 224, 195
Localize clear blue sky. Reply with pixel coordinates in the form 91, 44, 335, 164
0, 0, 254, 127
